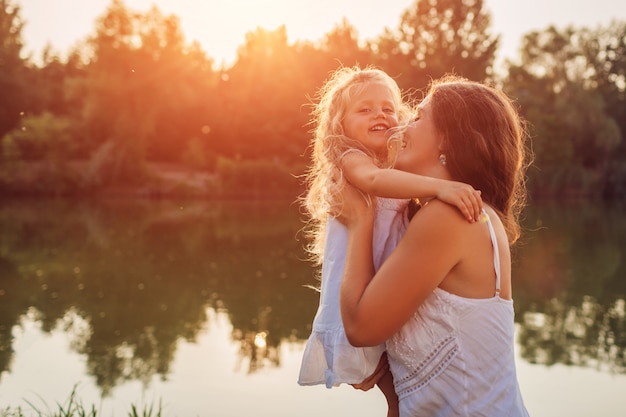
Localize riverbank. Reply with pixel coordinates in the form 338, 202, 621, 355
1, 161, 304, 200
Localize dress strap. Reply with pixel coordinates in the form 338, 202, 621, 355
481, 209, 501, 297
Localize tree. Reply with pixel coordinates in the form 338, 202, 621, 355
215, 26, 311, 162
29, 48, 86, 118
0, 0, 28, 138
78, 0, 218, 184
319, 18, 373, 68
505, 24, 623, 198
588, 21, 626, 197
373, 0, 499, 93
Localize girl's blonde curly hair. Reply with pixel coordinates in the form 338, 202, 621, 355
302, 66, 413, 265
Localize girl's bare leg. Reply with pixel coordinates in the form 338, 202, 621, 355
377, 368, 399, 417
351, 352, 399, 417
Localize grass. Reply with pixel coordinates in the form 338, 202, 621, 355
0, 387, 163, 417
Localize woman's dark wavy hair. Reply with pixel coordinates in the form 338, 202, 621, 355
427, 75, 530, 244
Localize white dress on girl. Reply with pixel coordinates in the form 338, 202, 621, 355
298, 197, 409, 388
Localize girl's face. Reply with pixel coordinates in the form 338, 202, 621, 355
395, 99, 442, 177
342, 82, 399, 156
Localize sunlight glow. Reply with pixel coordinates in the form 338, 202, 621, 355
254, 331, 268, 349
17, 0, 621, 68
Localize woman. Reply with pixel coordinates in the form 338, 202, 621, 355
337, 75, 531, 416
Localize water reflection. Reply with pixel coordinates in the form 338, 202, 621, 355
0, 199, 319, 395
0, 198, 624, 397
514, 201, 626, 372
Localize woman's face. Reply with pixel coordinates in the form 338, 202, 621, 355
394, 99, 443, 177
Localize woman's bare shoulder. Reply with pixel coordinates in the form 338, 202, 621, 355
411, 198, 470, 227
401, 199, 471, 253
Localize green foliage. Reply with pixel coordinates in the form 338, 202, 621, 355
0, 386, 162, 417
1, 0, 624, 199
0, 133, 20, 174
78, 0, 218, 163
374, 0, 499, 90
2, 112, 75, 160
592, 21, 626, 197
30, 51, 87, 119
18, 386, 97, 417
128, 401, 162, 417
0, 113, 83, 195
318, 18, 374, 66
213, 26, 313, 161
0, 0, 503, 197
0, 0, 29, 138
505, 23, 625, 198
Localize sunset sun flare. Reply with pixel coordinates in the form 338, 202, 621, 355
18, 0, 620, 66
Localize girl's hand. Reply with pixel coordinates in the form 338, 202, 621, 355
437, 181, 482, 222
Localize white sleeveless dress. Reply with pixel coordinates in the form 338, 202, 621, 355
298, 197, 409, 388
387, 210, 530, 416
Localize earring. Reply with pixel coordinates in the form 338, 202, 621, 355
439, 153, 447, 166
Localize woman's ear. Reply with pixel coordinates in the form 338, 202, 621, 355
438, 141, 448, 166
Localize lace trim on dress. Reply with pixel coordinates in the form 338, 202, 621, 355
393, 335, 459, 400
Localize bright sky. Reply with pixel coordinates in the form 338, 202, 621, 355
16, 0, 625, 67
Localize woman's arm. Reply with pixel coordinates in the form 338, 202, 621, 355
339, 186, 467, 347
341, 151, 482, 222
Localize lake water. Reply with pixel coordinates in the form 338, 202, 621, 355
0, 198, 625, 417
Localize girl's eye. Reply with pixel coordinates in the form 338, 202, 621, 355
384, 107, 395, 113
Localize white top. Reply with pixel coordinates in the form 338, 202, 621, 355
387, 210, 530, 417
298, 197, 409, 388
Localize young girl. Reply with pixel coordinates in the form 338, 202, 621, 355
297, 66, 481, 415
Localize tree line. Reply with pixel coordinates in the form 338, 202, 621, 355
0, 0, 624, 199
